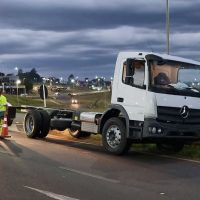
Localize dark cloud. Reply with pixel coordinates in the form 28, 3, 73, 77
0, 0, 199, 79
0, 0, 199, 31
0, 5, 164, 31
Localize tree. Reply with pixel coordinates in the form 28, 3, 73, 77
30, 68, 37, 75
18, 69, 23, 75
19, 68, 42, 84
30, 68, 42, 83
23, 78, 33, 93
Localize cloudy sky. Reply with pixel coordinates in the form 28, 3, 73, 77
0, 0, 199, 79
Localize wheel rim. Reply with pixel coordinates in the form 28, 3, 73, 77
25, 115, 34, 134
106, 125, 122, 148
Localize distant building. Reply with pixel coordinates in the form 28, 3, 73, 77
0, 74, 25, 94
0, 74, 19, 85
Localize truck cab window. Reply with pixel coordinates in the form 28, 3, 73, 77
122, 60, 145, 87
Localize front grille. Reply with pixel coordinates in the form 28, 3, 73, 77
157, 106, 200, 124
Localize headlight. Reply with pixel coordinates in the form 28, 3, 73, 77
72, 99, 78, 104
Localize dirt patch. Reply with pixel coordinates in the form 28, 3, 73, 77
49, 129, 102, 145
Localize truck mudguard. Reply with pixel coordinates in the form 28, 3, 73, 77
99, 104, 130, 137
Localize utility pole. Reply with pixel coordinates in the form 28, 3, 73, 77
166, 0, 170, 54
42, 78, 47, 108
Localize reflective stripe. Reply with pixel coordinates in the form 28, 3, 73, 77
0, 95, 7, 111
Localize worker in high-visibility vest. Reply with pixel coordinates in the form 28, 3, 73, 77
0, 89, 7, 133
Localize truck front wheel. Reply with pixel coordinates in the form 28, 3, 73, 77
102, 117, 131, 155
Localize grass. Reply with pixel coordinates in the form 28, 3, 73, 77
72, 91, 111, 112
5, 91, 112, 112
178, 144, 200, 159
5, 94, 66, 109
132, 143, 200, 160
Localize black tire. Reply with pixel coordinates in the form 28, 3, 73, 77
156, 143, 184, 154
24, 110, 42, 138
37, 110, 50, 138
80, 132, 91, 137
102, 117, 131, 155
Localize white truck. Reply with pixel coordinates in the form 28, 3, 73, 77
23, 52, 200, 155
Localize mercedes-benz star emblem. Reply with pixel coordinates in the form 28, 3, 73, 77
180, 105, 189, 119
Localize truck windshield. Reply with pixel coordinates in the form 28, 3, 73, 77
150, 60, 200, 97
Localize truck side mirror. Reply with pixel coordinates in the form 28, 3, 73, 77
126, 58, 135, 76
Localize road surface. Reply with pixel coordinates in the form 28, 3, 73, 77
0, 114, 200, 200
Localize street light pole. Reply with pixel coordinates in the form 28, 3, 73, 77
17, 83, 19, 105
166, 0, 170, 54
42, 84, 47, 107
2, 83, 5, 93
16, 79, 21, 106
42, 78, 47, 107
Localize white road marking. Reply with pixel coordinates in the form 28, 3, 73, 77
159, 154, 200, 164
141, 151, 200, 165
24, 186, 79, 200
60, 166, 120, 184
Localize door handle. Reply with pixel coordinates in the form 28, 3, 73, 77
117, 97, 124, 102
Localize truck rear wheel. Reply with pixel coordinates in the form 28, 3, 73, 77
80, 132, 91, 137
102, 117, 131, 155
37, 110, 50, 138
156, 143, 184, 154
24, 110, 41, 138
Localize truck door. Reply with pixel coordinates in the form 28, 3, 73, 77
117, 58, 147, 121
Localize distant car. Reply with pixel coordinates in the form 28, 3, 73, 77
71, 99, 78, 104
91, 85, 102, 91
54, 92, 60, 96
20, 93, 28, 97
97, 87, 102, 91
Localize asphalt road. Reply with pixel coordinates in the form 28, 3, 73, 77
1, 114, 200, 200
